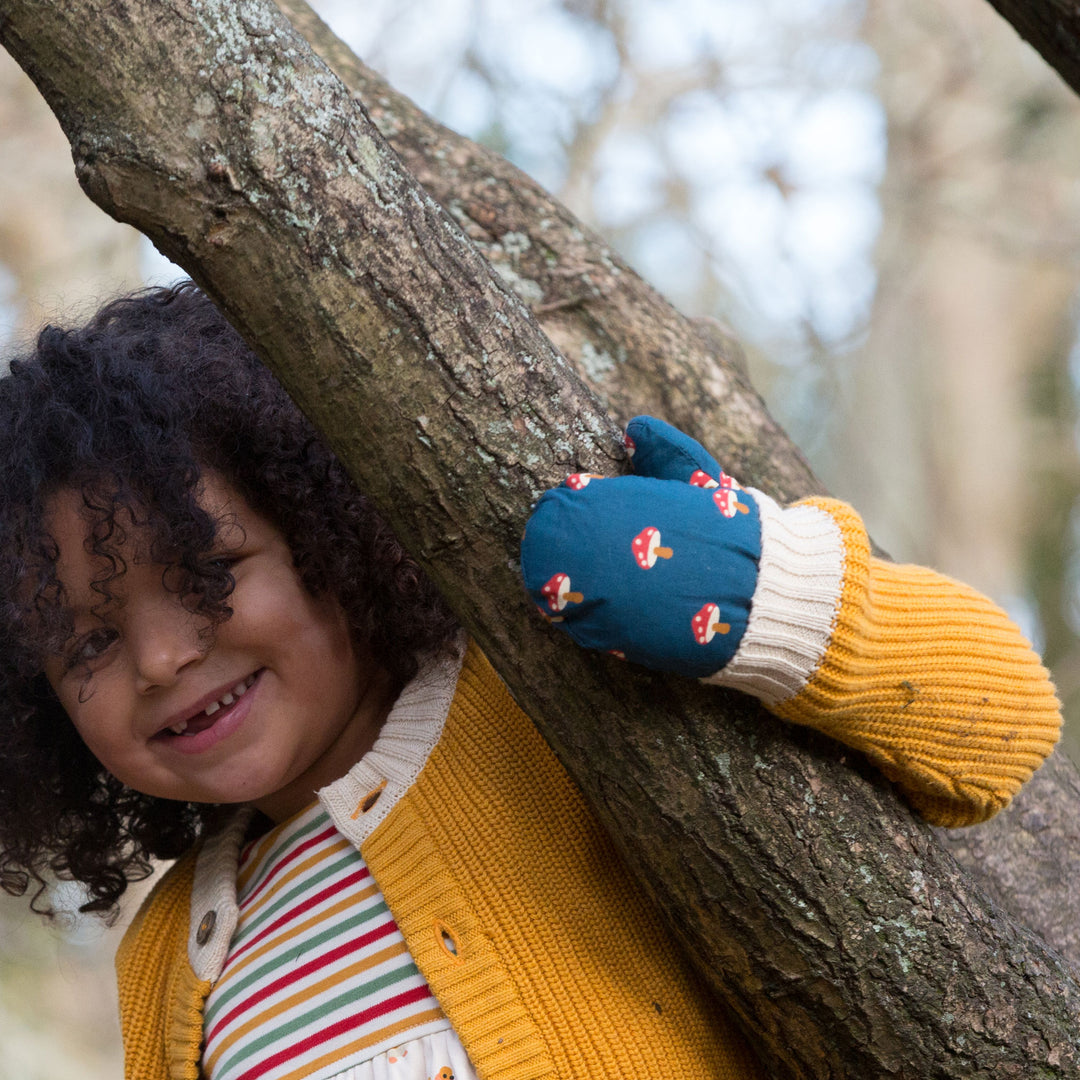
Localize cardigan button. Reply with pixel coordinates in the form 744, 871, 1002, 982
196, 909, 217, 946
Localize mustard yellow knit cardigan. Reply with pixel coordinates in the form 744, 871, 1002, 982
115, 501, 1060, 1079
116, 644, 764, 1080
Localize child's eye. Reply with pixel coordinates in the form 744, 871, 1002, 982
63, 627, 119, 673
203, 553, 242, 572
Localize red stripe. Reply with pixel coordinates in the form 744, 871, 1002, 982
205, 917, 399, 1045
239, 823, 341, 907
222, 866, 371, 972
233, 983, 436, 1080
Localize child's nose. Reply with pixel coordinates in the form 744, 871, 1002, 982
131, 601, 206, 691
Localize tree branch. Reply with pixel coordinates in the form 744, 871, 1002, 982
2, 1, 1079, 1075
275, 0, 1080, 967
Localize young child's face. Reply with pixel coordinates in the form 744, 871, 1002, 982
42, 474, 396, 822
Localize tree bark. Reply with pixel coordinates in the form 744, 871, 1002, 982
268, 1, 818, 502
2, 2, 1079, 1076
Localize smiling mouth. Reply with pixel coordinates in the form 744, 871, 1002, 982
165, 672, 259, 737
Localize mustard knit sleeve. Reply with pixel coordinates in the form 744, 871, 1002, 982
706, 494, 1061, 828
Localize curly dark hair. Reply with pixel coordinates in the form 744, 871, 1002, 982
0, 282, 459, 919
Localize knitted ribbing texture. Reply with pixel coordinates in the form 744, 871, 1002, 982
362, 642, 765, 1080
775, 498, 1061, 827
115, 846, 207, 1080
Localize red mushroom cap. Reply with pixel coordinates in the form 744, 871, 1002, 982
631, 526, 661, 568
540, 572, 583, 612
565, 473, 604, 490
713, 489, 741, 518
692, 602, 721, 644
540, 572, 569, 611
624, 432, 636, 456
689, 469, 719, 489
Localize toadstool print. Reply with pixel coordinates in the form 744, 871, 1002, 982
624, 431, 636, 456
565, 473, 605, 490
689, 469, 720, 489
713, 488, 749, 518
632, 526, 674, 568
690, 468, 741, 490
540, 572, 584, 612
692, 603, 731, 644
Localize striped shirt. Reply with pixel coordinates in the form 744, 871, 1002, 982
201, 802, 458, 1080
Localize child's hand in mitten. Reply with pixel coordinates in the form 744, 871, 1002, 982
520, 416, 763, 678
521, 416, 1062, 830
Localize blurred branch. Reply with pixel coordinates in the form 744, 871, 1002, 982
983, 0, 1080, 98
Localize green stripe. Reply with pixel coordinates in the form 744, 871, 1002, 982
230, 845, 361, 951
203, 897, 390, 1028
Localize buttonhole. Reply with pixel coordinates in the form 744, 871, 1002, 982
351, 779, 388, 819
434, 918, 463, 962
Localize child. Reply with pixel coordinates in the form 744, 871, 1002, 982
0, 283, 1060, 1080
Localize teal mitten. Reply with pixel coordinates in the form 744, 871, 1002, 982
520, 416, 762, 677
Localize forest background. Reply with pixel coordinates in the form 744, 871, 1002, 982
2, 0, 1079, 1074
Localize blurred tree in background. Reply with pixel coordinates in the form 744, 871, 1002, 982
2, 0, 1079, 1075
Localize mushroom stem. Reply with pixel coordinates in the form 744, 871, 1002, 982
657, 547, 673, 559
712, 622, 730, 634
566, 591, 584, 603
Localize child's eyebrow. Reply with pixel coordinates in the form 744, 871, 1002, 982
62, 589, 127, 620
48, 564, 131, 617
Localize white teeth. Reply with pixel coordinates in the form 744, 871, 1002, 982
164, 674, 258, 738
201, 674, 256, 718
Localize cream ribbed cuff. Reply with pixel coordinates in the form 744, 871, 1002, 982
702, 491, 845, 709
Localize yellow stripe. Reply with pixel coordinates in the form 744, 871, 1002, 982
203, 941, 417, 1073
238, 835, 352, 922
236, 831, 278, 893
236, 802, 323, 892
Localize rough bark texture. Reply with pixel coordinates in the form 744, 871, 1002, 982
272, 1, 815, 503
984, 0, 1080, 99
2, 2, 1080, 1076
935, 749, 1080, 967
